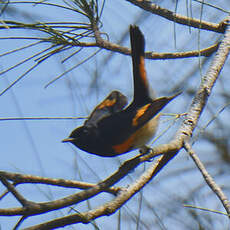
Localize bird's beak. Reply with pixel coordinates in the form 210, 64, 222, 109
62, 138, 75, 143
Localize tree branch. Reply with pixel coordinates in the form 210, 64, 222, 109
184, 142, 230, 215
0, 171, 120, 197
126, 0, 227, 33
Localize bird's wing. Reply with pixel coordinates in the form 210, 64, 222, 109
84, 90, 128, 127
130, 92, 181, 130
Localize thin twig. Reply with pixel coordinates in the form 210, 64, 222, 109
13, 216, 28, 230
184, 204, 230, 217
0, 116, 86, 121
184, 142, 230, 215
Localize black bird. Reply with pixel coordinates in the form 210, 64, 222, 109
62, 25, 180, 157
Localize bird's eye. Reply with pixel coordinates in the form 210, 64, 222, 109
82, 127, 89, 135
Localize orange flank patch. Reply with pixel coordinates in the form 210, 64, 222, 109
112, 114, 159, 154
139, 56, 148, 88
97, 98, 117, 110
112, 134, 136, 154
132, 104, 151, 126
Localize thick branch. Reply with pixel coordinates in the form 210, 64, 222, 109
149, 14, 230, 213
127, 0, 227, 33
21, 151, 179, 230
0, 154, 148, 216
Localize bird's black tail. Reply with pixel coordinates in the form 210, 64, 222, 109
130, 25, 152, 106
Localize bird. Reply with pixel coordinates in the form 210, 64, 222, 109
62, 25, 180, 157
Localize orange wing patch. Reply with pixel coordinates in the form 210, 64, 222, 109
132, 103, 151, 126
97, 98, 117, 110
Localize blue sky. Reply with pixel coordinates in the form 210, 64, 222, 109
0, 1, 230, 229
